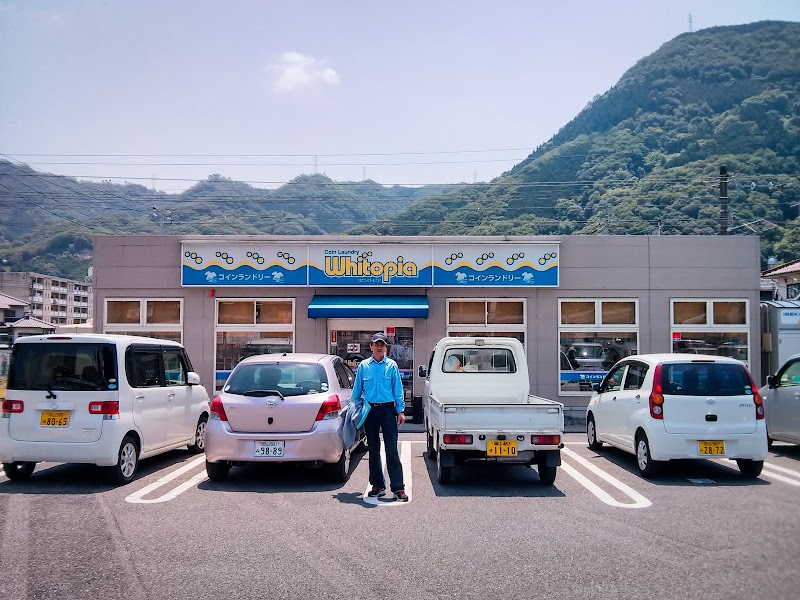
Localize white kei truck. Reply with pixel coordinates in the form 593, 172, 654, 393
420, 337, 564, 485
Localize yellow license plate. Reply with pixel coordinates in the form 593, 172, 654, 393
698, 440, 725, 455
40, 411, 70, 427
487, 440, 517, 457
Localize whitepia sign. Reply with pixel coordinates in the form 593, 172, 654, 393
181, 243, 559, 288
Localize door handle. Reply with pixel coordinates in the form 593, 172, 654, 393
167, 392, 176, 400
635, 394, 641, 402
612, 396, 617, 401
135, 394, 145, 400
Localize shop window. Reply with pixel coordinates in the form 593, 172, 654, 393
447, 299, 526, 344
673, 301, 707, 325
559, 299, 639, 395
218, 301, 254, 324
448, 301, 485, 324
107, 300, 140, 324
147, 300, 181, 324
560, 302, 595, 325
256, 301, 293, 325
671, 299, 749, 364
215, 299, 295, 390
105, 299, 183, 342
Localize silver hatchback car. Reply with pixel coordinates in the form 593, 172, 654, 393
204, 353, 364, 482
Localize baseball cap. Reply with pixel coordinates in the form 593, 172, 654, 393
371, 332, 388, 344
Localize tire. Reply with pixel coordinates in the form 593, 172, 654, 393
635, 432, 661, 478
587, 415, 603, 451
2, 461, 36, 482
205, 459, 230, 482
436, 448, 453, 485
106, 435, 139, 485
537, 463, 557, 485
186, 415, 208, 454
426, 425, 437, 460
327, 447, 351, 483
736, 459, 764, 479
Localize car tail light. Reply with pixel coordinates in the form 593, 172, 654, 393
442, 434, 473, 444
89, 401, 119, 419
531, 434, 561, 445
1, 399, 24, 417
315, 395, 341, 421
649, 363, 664, 419
744, 369, 765, 420
210, 397, 228, 421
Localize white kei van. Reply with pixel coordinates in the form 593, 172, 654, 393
0, 334, 210, 484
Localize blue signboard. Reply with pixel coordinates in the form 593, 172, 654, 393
182, 242, 560, 288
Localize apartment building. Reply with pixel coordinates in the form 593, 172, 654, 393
0, 271, 93, 325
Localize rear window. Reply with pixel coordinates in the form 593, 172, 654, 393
8, 343, 118, 392
661, 362, 752, 397
442, 348, 516, 373
224, 363, 329, 396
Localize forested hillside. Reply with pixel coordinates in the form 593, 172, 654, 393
351, 21, 800, 266
0, 163, 462, 280
1, 20, 799, 280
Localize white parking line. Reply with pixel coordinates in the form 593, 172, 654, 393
716, 458, 800, 487
362, 441, 413, 506
125, 456, 207, 504
561, 447, 652, 508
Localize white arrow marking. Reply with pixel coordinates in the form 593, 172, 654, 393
561, 447, 651, 508
125, 456, 207, 504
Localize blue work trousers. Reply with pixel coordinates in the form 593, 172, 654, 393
364, 403, 404, 492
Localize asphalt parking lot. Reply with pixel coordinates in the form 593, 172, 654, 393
1, 433, 798, 600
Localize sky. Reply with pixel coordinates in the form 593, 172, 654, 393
1, 0, 799, 193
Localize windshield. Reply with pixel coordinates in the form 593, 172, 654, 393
8, 342, 118, 392
223, 363, 329, 396
442, 348, 516, 373
661, 362, 752, 396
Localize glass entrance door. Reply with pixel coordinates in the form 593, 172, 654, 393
328, 322, 414, 416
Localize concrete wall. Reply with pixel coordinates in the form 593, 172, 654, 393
93, 234, 761, 415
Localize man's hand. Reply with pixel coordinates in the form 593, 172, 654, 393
397, 412, 406, 425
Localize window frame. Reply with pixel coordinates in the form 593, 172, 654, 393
446, 298, 527, 342
213, 298, 296, 391
104, 298, 184, 342
669, 298, 749, 364
558, 298, 639, 397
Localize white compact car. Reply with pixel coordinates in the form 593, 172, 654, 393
0, 334, 210, 484
760, 352, 800, 446
586, 354, 767, 478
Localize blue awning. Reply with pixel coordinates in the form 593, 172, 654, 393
308, 295, 429, 318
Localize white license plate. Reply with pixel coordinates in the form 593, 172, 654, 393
254, 440, 285, 457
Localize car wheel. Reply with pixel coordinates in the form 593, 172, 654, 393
635, 432, 661, 478
587, 415, 603, 451
537, 463, 557, 485
426, 425, 437, 460
436, 448, 453, 485
736, 459, 763, 479
106, 435, 139, 485
187, 415, 208, 454
2, 461, 36, 482
205, 459, 230, 482
328, 447, 351, 483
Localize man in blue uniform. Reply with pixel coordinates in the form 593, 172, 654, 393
351, 332, 408, 502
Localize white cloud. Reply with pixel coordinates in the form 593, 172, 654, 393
269, 51, 340, 93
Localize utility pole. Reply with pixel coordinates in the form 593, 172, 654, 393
719, 165, 729, 235
688, 14, 693, 32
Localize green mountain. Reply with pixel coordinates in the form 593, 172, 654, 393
350, 21, 800, 266
0, 163, 463, 280
2, 20, 799, 280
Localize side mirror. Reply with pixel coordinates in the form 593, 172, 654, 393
418, 365, 427, 378
767, 374, 778, 389
187, 371, 201, 386
591, 382, 601, 392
